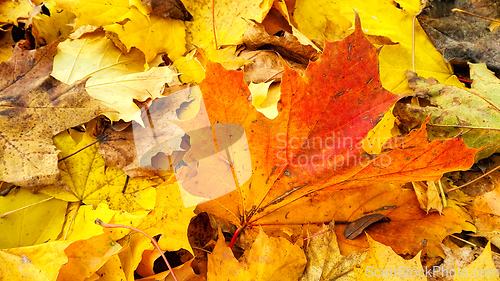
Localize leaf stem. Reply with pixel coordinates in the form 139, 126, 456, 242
458, 77, 472, 84
95, 218, 178, 281
229, 227, 242, 249
63, 202, 81, 240
446, 164, 500, 193
412, 14, 416, 73
452, 9, 500, 23
1, 196, 54, 218
303, 229, 329, 241
58, 139, 99, 162
212, 0, 219, 50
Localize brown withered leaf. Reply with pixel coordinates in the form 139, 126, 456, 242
239, 50, 306, 84
141, 0, 192, 20
243, 20, 319, 65
0, 43, 113, 187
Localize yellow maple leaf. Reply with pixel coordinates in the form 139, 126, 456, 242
356, 234, 426, 280
138, 182, 196, 254
61, 203, 147, 241
0, 188, 67, 249
53, 0, 135, 28
182, 0, 273, 48
51, 32, 180, 123
0, 240, 72, 281
52, 31, 146, 84
0, 0, 40, 25
208, 228, 307, 280
31, 1, 76, 46
57, 233, 122, 281
105, 6, 186, 62
39, 130, 160, 213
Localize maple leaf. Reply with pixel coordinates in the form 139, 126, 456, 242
192, 15, 477, 256
0, 0, 36, 25
51, 32, 180, 123
355, 234, 426, 280
52, 0, 148, 29
29, 1, 76, 47
0, 43, 113, 187
0, 188, 67, 249
395, 63, 500, 161
292, 0, 463, 94
39, 130, 160, 213
57, 233, 123, 281
104, 6, 186, 62
0, 240, 72, 281
182, 0, 273, 49
208, 228, 306, 280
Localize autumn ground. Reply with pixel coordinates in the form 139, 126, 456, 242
1, 0, 500, 280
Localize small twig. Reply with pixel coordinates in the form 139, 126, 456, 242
446, 164, 500, 193
1, 196, 54, 218
450, 235, 500, 256
192, 246, 212, 254
452, 8, 500, 23
95, 218, 179, 281
450, 234, 478, 247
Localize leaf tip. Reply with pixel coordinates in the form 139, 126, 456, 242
354, 10, 361, 31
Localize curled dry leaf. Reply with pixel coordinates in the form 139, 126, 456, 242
242, 20, 320, 65
141, 0, 192, 20
239, 50, 306, 84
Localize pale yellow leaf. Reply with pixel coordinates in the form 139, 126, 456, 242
182, 0, 273, 48
53, 0, 135, 28
0, 241, 71, 281
105, 7, 186, 62
355, 234, 425, 280
0, 188, 67, 249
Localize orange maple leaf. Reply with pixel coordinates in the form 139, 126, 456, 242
184, 15, 478, 256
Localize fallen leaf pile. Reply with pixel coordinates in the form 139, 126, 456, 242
1, 0, 500, 280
